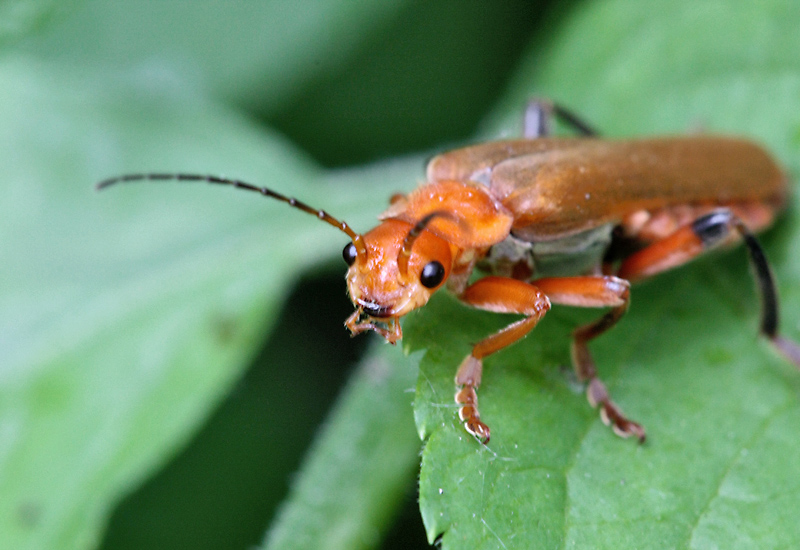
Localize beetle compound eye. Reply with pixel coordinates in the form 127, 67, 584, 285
420, 261, 445, 288
342, 242, 358, 266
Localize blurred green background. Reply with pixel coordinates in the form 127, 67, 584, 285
5, 1, 800, 549
3, 1, 547, 549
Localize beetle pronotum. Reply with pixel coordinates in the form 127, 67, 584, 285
99, 100, 800, 443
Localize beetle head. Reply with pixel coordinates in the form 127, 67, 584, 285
343, 217, 454, 343
96, 173, 456, 345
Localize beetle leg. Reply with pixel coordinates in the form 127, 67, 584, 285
618, 209, 800, 367
618, 209, 738, 281
455, 276, 552, 442
524, 99, 599, 138
533, 276, 644, 441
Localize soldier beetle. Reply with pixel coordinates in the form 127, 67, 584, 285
98, 100, 800, 444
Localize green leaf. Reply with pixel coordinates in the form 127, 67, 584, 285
18, 0, 409, 113
8, 1, 800, 548
263, 344, 421, 550
0, 0, 64, 48
412, 1, 800, 548
2, 3, 547, 548
0, 57, 415, 549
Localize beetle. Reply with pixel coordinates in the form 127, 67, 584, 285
99, 100, 800, 444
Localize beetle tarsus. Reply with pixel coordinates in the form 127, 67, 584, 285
455, 358, 491, 443
590, 379, 646, 442
771, 335, 800, 367
456, 385, 491, 443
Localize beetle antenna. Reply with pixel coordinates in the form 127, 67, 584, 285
97, 173, 368, 258
397, 211, 451, 276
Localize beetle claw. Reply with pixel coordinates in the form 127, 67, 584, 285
599, 399, 646, 443
465, 418, 491, 444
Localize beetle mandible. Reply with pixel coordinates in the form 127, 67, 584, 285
99, 100, 800, 443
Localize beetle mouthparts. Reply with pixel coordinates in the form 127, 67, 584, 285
345, 307, 402, 344
358, 301, 392, 318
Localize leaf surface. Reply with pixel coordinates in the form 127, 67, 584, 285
412, 1, 800, 548
0, 57, 415, 549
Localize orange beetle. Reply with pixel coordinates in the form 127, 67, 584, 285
99, 101, 800, 444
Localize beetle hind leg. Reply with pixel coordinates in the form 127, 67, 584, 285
618, 207, 800, 369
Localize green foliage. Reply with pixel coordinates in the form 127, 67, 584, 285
412, 1, 800, 548
264, 346, 421, 550
3, 1, 800, 549
0, 54, 407, 548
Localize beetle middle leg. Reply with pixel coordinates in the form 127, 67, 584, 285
533, 276, 644, 440
455, 276, 551, 443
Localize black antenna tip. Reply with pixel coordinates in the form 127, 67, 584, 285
96, 174, 147, 191
95, 178, 117, 191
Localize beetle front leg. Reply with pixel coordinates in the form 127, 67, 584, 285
534, 276, 644, 441
455, 276, 551, 443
